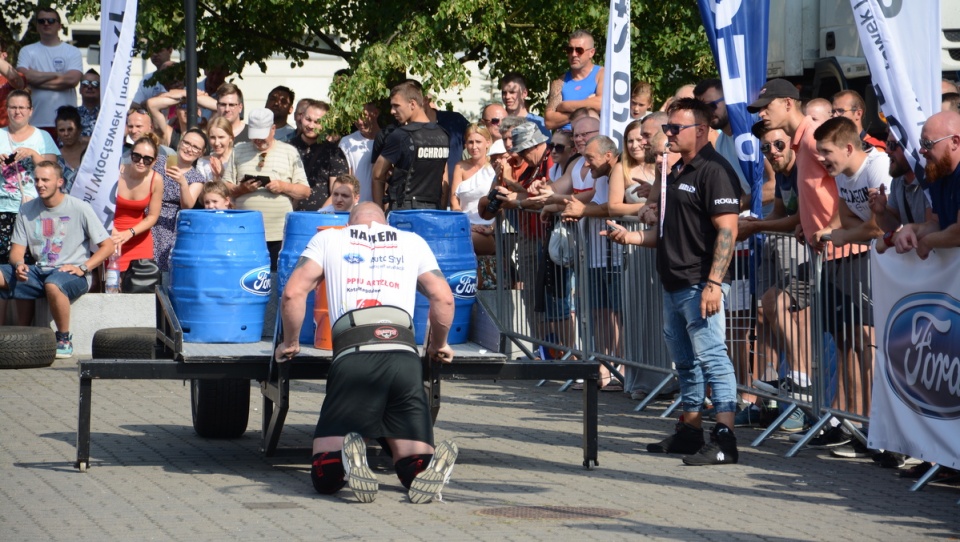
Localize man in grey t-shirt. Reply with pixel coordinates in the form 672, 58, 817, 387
0, 161, 114, 359
870, 132, 931, 253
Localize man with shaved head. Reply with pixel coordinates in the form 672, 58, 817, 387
276, 201, 458, 504
893, 111, 960, 258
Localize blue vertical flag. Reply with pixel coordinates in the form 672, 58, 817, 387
697, 0, 769, 216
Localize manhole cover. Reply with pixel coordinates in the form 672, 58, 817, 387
242, 502, 303, 510
476, 506, 628, 520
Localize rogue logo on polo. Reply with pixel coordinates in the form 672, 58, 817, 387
240, 265, 272, 296
884, 293, 960, 419
448, 270, 477, 300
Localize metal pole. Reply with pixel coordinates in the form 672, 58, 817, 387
184, 0, 198, 129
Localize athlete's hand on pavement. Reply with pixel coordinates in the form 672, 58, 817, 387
275, 342, 299, 363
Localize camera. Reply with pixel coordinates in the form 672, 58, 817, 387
2, 154, 16, 166
485, 186, 504, 214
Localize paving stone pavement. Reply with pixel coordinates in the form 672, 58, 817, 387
1, 358, 958, 541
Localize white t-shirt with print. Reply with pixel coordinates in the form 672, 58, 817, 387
300, 222, 439, 321
836, 149, 890, 222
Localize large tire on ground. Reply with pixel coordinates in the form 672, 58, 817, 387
91, 327, 157, 359
191, 379, 250, 438
0, 326, 56, 369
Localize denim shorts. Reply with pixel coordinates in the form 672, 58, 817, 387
0, 265, 90, 301
587, 266, 621, 311
661, 282, 738, 414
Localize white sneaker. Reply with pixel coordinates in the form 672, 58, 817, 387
342, 432, 378, 503
408, 440, 459, 504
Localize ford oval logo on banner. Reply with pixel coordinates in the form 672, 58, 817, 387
449, 270, 477, 300
884, 293, 960, 420
240, 266, 272, 296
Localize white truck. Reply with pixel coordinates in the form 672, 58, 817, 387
766, 0, 960, 123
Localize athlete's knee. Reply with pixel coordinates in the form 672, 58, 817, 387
394, 454, 432, 489
310, 451, 346, 494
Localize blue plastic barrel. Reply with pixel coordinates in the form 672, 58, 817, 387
169, 210, 271, 343
277, 212, 349, 344
388, 210, 477, 344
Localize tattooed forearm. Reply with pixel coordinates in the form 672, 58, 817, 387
710, 227, 734, 279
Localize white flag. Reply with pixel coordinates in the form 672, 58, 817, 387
599, 0, 631, 149
850, 0, 940, 178
70, 0, 138, 231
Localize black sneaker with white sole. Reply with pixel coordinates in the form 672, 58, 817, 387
683, 423, 739, 466
342, 432, 378, 503
806, 426, 851, 449
408, 440, 459, 504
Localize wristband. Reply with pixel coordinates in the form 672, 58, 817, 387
707, 279, 723, 288
129, 228, 137, 237
882, 230, 895, 248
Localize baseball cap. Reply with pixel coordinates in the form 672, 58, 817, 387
247, 108, 275, 139
747, 79, 800, 113
510, 122, 549, 153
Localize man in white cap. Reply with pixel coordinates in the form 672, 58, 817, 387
222, 107, 311, 270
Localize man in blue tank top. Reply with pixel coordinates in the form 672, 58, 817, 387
545, 29, 605, 132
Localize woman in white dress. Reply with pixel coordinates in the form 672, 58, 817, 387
608, 118, 655, 218
450, 123, 496, 256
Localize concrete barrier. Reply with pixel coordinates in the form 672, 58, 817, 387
33, 293, 155, 357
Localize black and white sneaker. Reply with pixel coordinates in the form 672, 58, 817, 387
806, 426, 851, 449
647, 422, 705, 454
408, 440, 459, 504
683, 423, 739, 466
342, 432, 378, 503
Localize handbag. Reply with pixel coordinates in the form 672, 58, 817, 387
121, 258, 161, 293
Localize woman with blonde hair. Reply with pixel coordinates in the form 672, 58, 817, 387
607, 118, 655, 218
450, 123, 496, 255
197, 115, 235, 182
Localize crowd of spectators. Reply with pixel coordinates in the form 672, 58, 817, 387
1, 12, 959, 471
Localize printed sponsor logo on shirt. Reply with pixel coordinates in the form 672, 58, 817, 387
239, 265, 271, 296
714, 198, 739, 206
374, 326, 399, 340
344, 253, 365, 264
449, 270, 478, 299
678, 183, 696, 193
417, 146, 450, 159
884, 293, 960, 420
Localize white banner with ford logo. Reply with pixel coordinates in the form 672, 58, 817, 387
870, 249, 960, 469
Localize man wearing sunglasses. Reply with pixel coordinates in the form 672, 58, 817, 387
77, 70, 100, 140
605, 98, 743, 465
893, 111, 960, 259
544, 30, 604, 132
869, 132, 931, 255
480, 103, 507, 143
16, 8, 83, 138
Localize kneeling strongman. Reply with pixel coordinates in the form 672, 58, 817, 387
276, 202, 457, 503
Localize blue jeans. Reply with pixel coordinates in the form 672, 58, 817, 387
661, 283, 737, 414
0, 265, 89, 301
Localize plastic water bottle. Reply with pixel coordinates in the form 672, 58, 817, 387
105, 248, 121, 294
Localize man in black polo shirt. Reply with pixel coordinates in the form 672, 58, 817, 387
371, 82, 450, 210
604, 97, 742, 465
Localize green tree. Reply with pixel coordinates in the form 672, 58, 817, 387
7, 0, 715, 133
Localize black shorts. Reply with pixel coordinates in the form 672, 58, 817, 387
818, 252, 873, 332
313, 350, 433, 445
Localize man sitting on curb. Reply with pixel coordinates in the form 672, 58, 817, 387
0, 161, 114, 358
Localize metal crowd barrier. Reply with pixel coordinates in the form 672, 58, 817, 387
486, 208, 876, 457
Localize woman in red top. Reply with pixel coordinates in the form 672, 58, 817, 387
111, 133, 163, 273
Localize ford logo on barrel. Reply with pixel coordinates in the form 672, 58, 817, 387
449, 270, 477, 300
240, 266, 272, 296
884, 293, 960, 420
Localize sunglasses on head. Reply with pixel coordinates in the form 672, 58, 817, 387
548, 143, 567, 153
37, 17, 59, 25
80, 80, 100, 88
564, 46, 590, 55
760, 140, 787, 154
130, 152, 156, 166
